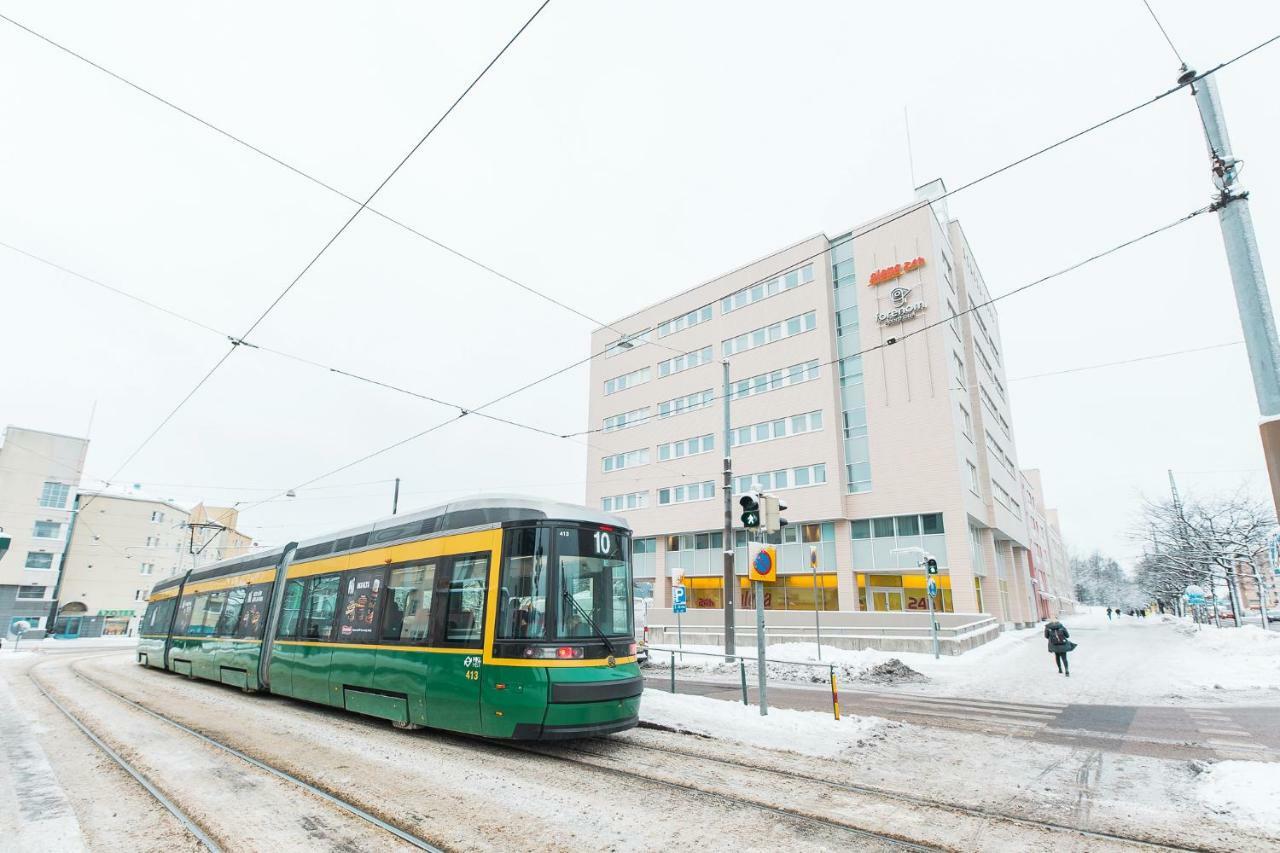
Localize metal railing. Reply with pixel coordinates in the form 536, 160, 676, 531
646, 645, 840, 719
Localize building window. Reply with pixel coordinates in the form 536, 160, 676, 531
657, 481, 715, 505
657, 389, 714, 419
720, 263, 815, 314
603, 407, 650, 432
16, 586, 46, 599
729, 360, 821, 401
140, 563, 155, 576
602, 448, 650, 473
733, 464, 826, 494
151, 510, 165, 523
135, 589, 144, 601
603, 366, 651, 396
851, 514, 947, 575
953, 353, 966, 389
729, 411, 823, 448
967, 461, 980, 494
39, 482, 71, 509
960, 405, 972, 440
25, 552, 54, 570
605, 330, 650, 358
32, 521, 62, 539
602, 492, 648, 513
657, 345, 713, 378
657, 305, 713, 338
657, 434, 714, 461
721, 311, 817, 357
145, 536, 160, 548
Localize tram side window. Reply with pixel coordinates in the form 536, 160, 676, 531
143, 598, 174, 635
188, 591, 227, 636
300, 574, 340, 641
216, 587, 248, 636
443, 555, 488, 645
498, 527, 549, 640
381, 562, 436, 644
173, 596, 196, 635
235, 584, 272, 638
277, 578, 305, 639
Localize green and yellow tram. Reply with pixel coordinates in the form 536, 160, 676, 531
137, 497, 641, 739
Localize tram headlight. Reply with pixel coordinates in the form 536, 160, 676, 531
521, 646, 586, 660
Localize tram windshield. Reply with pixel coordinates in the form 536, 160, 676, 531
498, 524, 632, 643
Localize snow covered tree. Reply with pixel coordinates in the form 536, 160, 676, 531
1134, 490, 1276, 620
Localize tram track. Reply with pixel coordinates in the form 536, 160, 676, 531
29, 651, 445, 853
594, 734, 1212, 852
500, 740, 945, 852
508, 734, 1205, 853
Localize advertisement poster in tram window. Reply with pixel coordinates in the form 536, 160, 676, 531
339, 569, 385, 640
236, 585, 269, 638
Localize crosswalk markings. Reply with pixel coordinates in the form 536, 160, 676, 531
1198, 727, 1252, 737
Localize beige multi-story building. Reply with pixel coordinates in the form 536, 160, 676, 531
56, 492, 189, 636
184, 503, 256, 572
1021, 469, 1076, 619
0, 426, 89, 636
586, 181, 1069, 629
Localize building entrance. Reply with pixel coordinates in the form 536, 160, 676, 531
870, 588, 904, 611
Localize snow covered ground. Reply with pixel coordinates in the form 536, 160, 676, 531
0, 636, 138, 656
1198, 760, 1280, 832
640, 688, 886, 757
649, 608, 1280, 705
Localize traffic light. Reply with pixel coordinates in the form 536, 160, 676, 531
762, 495, 788, 533
925, 558, 938, 575
739, 493, 761, 529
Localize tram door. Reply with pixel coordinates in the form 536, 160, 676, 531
425, 554, 488, 732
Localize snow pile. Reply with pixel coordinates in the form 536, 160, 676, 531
639, 688, 885, 758
1198, 761, 1280, 831
857, 658, 928, 684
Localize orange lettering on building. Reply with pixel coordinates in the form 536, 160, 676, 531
868, 256, 926, 286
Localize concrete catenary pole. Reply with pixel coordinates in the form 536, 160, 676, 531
1181, 67, 1280, 519
721, 359, 736, 657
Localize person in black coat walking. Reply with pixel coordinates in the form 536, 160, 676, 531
1044, 620, 1076, 676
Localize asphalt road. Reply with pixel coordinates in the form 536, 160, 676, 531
643, 673, 1280, 763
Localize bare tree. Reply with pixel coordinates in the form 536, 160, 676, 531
1134, 489, 1276, 626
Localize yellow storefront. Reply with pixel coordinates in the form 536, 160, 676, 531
675, 574, 840, 611
856, 574, 954, 612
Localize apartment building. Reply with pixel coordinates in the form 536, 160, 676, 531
55, 491, 190, 637
586, 181, 1073, 627
0, 426, 89, 636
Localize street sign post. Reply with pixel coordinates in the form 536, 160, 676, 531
925, 571, 940, 659
810, 545, 823, 661
672, 584, 687, 656
749, 542, 775, 715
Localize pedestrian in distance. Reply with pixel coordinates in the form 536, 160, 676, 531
1106, 607, 1113, 621
1044, 619, 1077, 676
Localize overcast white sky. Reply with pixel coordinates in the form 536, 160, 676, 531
2, 1, 1278, 565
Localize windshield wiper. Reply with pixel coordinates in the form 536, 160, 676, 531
560, 568, 617, 657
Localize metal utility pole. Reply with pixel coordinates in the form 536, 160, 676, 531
721, 359, 736, 657
392, 478, 401, 515
1180, 66, 1280, 519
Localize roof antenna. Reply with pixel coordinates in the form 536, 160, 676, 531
904, 105, 918, 189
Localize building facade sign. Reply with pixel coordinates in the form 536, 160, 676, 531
868, 256, 925, 286
876, 283, 926, 325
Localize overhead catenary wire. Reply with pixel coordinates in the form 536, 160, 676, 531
10, 31, 1277, 520
0, 6, 687, 355
238, 202, 1217, 521
1139, 0, 1186, 67
74, 0, 555, 506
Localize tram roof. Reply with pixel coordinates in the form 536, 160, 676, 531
151, 495, 627, 594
